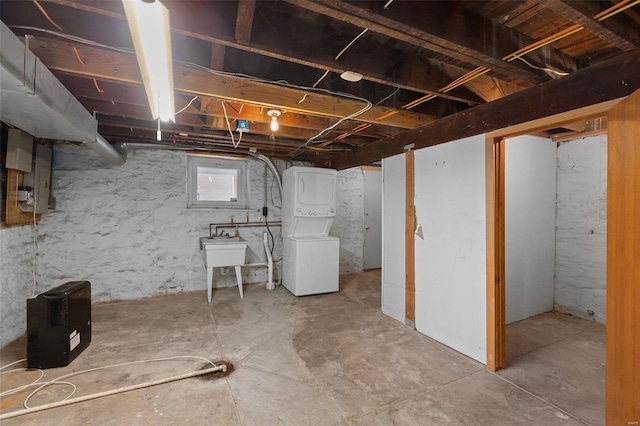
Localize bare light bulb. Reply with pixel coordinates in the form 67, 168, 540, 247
270, 116, 279, 132
267, 109, 281, 133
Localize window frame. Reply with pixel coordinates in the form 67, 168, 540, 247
187, 155, 250, 209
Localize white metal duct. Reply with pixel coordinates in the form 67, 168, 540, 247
0, 21, 125, 166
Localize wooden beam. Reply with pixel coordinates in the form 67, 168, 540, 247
199, 98, 399, 139
40, 0, 486, 105
5, 169, 42, 225
405, 149, 415, 327
331, 49, 640, 170
54, 75, 389, 137
200, 99, 333, 131
210, 42, 226, 71
96, 123, 323, 158
203, 116, 368, 143
606, 88, 640, 425
249, 19, 488, 105
80, 99, 205, 127
235, 0, 256, 44
284, 0, 578, 83
55, 73, 149, 106
25, 38, 433, 130
539, 0, 638, 51
485, 137, 506, 372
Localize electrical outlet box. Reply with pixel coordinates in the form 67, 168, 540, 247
236, 120, 249, 132
22, 144, 52, 214
6, 129, 33, 172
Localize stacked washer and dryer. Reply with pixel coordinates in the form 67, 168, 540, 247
282, 166, 340, 296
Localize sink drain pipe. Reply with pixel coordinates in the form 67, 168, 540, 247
0, 364, 227, 421
249, 153, 283, 290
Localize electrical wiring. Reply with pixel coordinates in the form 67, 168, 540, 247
514, 56, 569, 76
10, 26, 373, 106
32, 0, 63, 32
176, 61, 373, 148
264, 216, 275, 256
0, 361, 59, 399
297, 70, 330, 104
175, 96, 198, 116
1, 368, 45, 397
0, 359, 27, 371
180, 60, 373, 111
335, 28, 368, 61
269, 177, 280, 209
303, 99, 372, 145
10, 26, 377, 149
220, 101, 239, 148
0, 355, 220, 411
375, 87, 400, 106
93, 78, 104, 93
1, 370, 75, 400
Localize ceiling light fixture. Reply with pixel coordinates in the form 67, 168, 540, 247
267, 109, 281, 132
122, 0, 175, 122
340, 71, 363, 82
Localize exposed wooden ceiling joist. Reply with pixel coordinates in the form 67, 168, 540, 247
25, 37, 433, 130
331, 49, 640, 170
235, 0, 257, 44
539, 0, 639, 52
210, 43, 226, 71
40, 0, 487, 105
2, 0, 637, 165
284, 0, 579, 83
55, 73, 396, 142
198, 98, 399, 139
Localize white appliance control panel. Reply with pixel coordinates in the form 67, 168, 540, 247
295, 207, 335, 216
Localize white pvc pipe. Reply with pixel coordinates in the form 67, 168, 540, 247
263, 232, 274, 290
0, 364, 226, 421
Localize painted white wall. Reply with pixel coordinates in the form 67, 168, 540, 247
363, 168, 382, 270
0, 226, 35, 346
505, 135, 557, 324
0, 149, 367, 346
35, 148, 285, 303
331, 167, 364, 273
381, 154, 405, 323
414, 135, 487, 363
555, 134, 607, 323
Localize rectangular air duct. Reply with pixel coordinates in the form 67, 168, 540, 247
0, 21, 125, 166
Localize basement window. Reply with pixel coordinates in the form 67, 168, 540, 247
187, 155, 249, 209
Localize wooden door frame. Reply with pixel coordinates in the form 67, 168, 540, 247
486, 91, 640, 423
486, 136, 506, 371
484, 99, 620, 371
405, 150, 415, 328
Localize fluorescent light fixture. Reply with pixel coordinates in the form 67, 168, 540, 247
122, 0, 175, 122
267, 109, 281, 132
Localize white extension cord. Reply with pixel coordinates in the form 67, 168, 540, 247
0, 356, 226, 421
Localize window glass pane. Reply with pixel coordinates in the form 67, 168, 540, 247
196, 166, 238, 202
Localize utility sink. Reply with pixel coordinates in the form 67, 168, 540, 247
200, 237, 247, 267
200, 237, 248, 302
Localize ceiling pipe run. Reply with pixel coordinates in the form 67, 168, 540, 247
0, 21, 125, 166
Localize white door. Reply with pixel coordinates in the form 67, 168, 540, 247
363, 168, 382, 269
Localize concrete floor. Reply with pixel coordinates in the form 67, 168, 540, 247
0, 270, 604, 425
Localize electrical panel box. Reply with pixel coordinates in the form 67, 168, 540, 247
6, 129, 33, 172
27, 281, 92, 369
22, 144, 52, 214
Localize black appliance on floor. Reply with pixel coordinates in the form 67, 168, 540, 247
27, 281, 91, 369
